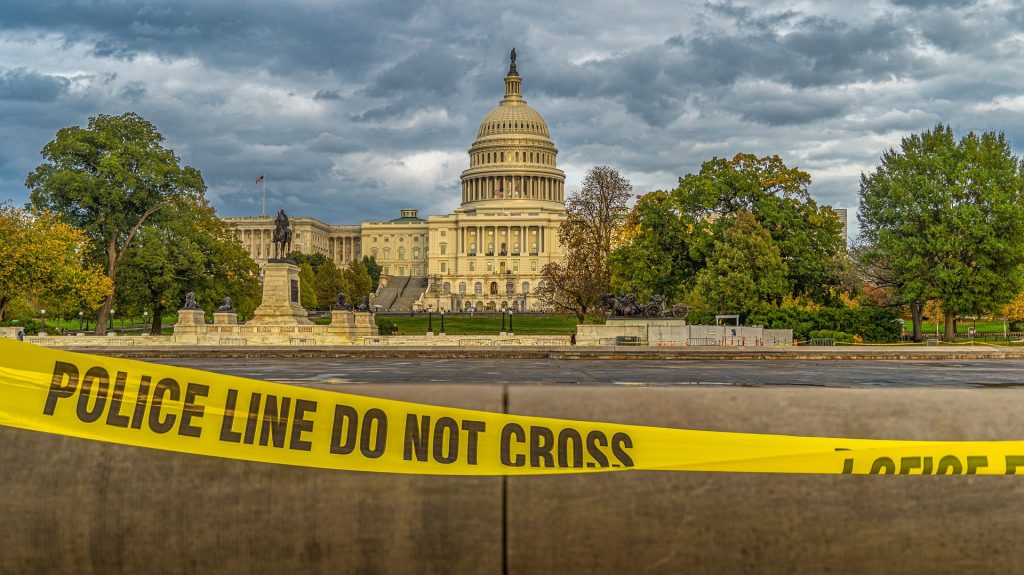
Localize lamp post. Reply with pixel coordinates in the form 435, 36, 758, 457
109, 308, 116, 333
428, 311, 433, 334
440, 311, 445, 334
143, 310, 149, 334
508, 309, 513, 334
78, 310, 84, 332
39, 309, 46, 336
501, 310, 506, 334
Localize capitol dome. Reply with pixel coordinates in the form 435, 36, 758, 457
460, 51, 565, 208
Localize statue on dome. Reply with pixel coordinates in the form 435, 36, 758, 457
508, 47, 518, 74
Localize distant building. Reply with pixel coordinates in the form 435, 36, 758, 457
225, 52, 566, 312
833, 208, 848, 245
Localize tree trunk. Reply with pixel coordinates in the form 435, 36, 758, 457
910, 302, 923, 342
944, 313, 956, 342
150, 302, 164, 335
0, 296, 9, 322
95, 235, 118, 335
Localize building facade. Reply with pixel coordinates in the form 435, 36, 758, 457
225, 54, 566, 312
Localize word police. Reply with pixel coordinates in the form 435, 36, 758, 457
43, 361, 636, 469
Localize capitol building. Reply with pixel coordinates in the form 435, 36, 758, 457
225, 53, 566, 312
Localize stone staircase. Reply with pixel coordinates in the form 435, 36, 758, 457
371, 276, 409, 311
391, 277, 428, 311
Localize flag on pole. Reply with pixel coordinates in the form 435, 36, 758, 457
256, 175, 265, 183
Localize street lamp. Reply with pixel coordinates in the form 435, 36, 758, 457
440, 311, 445, 334
39, 309, 46, 335
428, 310, 433, 334
109, 308, 116, 332
508, 309, 513, 334
501, 310, 506, 333
78, 310, 84, 332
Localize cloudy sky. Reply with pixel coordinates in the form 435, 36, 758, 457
1, 0, 1022, 239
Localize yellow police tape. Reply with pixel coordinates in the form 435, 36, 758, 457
2, 338, 1023, 475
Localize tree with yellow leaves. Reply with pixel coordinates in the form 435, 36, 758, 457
0, 204, 112, 321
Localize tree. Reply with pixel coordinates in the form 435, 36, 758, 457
858, 125, 1024, 341
115, 198, 260, 334
538, 166, 631, 321
694, 211, 788, 314
608, 190, 699, 302
26, 112, 204, 334
362, 256, 382, 292
298, 263, 318, 309
0, 204, 112, 321
314, 260, 345, 308
672, 154, 846, 303
340, 260, 374, 306
289, 252, 331, 273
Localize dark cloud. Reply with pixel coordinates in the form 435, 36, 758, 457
0, 0, 1021, 239
0, 68, 69, 101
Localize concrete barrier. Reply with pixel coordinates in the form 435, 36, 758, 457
2, 384, 1024, 573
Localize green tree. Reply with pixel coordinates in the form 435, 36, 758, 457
340, 259, 374, 306
538, 166, 632, 321
694, 211, 788, 314
115, 198, 260, 333
289, 252, 331, 273
314, 260, 345, 308
0, 204, 112, 321
858, 125, 1024, 341
608, 190, 699, 302
672, 154, 846, 303
298, 263, 318, 309
362, 256, 382, 292
26, 112, 204, 334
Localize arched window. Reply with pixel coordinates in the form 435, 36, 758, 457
459, 282, 467, 294
538, 280, 547, 291
506, 281, 514, 294
521, 281, 530, 294
474, 282, 483, 295
490, 282, 499, 295
398, 247, 405, 260
383, 248, 390, 259
442, 282, 451, 294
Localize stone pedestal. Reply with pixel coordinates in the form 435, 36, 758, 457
213, 312, 238, 325
327, 310, 378, 343
173, 309, 208, 344
251, 262, 312, 325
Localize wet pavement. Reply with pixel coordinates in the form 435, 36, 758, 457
147, 358, 1024, 389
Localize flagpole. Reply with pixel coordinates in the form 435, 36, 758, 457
262, 177, 266, 217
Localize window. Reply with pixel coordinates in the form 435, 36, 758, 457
372, 236, 378, 243
506, 281, 514, 295
487, 261, 493, 273
441, 230, 446, 237
522, 282, 530, 294
489, 282, 499, 295
470, 242, 477, 254
531, 260, 537, 271
413, 236, 419, 242
371, 248, 378, 258
440, 262, 446, 273
440, 243, 447, 255
413, 248, 420, 259
383, 266, 389, 274
469, 261, 475, 272
459, 282, 467, 294
383, 248, 390, 259
398, 247, 405, 260
513, 261, 519, 272
443, 282, 451, 294
474, 282, 483, 295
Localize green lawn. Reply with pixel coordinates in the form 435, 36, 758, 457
903, 319, 1014, 335
376, 314, 580, 336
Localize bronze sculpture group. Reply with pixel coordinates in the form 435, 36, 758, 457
600, 293, 689, 319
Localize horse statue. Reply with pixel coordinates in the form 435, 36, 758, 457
272, 209, 292, 259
